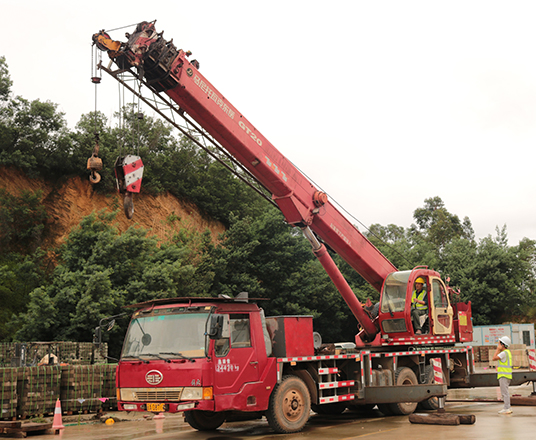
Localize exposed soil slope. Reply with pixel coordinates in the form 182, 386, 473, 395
0, 167, 225, 249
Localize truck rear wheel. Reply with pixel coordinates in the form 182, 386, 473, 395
418, 364, 445, 410
387, 367, 419, 415
184, 410, 226, 431
267, 375, 311, 433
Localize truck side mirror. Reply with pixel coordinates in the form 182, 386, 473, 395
208, 315, 224, 339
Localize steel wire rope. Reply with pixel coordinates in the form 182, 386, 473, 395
104, 22, 142, 33
100, 65, 277, 209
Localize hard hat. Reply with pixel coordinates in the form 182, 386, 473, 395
499, 336, 511, 347
415, 277, 425, 284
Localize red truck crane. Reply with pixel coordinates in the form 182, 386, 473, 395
93, 22, 536, 433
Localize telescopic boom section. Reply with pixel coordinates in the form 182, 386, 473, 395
96, 21, 396, 339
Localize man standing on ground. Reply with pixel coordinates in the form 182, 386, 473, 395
493, 336, 513, 415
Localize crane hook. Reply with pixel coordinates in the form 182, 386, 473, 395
114, 155, 144, 220
87, 135, 103, 184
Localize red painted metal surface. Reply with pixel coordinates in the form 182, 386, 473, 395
266, 316, 314, 358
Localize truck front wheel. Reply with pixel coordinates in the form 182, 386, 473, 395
184, 410, 226, 431
267, 375, 311, 433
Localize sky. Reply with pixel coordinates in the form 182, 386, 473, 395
3, 1, 536, 245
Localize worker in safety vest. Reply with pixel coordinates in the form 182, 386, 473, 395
411, 277, 428, 335
492, 336, 513, 415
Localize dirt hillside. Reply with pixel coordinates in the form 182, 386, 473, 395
0, 167, 226, 249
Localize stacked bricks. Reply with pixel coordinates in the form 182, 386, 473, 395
0, 342, 109, 366
0, 345, 15, 368
60, 364, 116, 414
57, 342, 78, 364
0, 368, 19, 420
17, 366, 61, 418
100, 364, 117, 411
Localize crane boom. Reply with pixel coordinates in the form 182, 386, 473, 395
97, 21, 395, 292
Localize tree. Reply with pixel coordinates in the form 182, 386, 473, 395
0, 56, 12, 102
0, 188, 48, 253
0, 250, 46, 340
199, 208, 359, 342
412, 196, 474, 250
13, 210, 213, 357
439, 227, 534, 325
0, 96, 72, 176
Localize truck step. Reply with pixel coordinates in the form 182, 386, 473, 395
319, 380, 355, 389
319, 394, 355, 404
318, 367, 339, 375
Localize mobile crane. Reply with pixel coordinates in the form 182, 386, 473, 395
93, 21, 536, 433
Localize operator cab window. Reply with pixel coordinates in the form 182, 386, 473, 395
230, 314, 251, 348
432, 280, 448, 308
214, 313, 251, 357
381, 271, 410, 313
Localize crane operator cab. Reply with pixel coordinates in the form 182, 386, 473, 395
378, 268, 455, 343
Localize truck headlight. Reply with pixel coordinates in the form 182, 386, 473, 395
181, 387, 203, 400
181, 387, 213, 400
118, 389, 136, 401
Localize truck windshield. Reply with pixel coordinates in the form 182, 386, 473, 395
122, 312, 209, 359
381, 271, 410, 313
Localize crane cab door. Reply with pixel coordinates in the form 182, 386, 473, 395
429, 277, 453, 335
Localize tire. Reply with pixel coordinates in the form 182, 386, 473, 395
311, 401, 346, 415
377, 403, 394, 416
267, 375, 311, 433
387, 367, 419, 415
418, 365, 445, 411
347, 403, 376, 413
184, 410, 226, 431
123, 192, 134, 219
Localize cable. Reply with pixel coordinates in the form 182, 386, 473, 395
104, 22, 140, 33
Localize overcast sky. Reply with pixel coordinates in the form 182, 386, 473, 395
3, 1, 536, 245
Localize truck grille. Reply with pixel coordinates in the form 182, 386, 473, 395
135, 388, 182, 401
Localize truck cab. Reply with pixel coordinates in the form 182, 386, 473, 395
116, 297, 276, 419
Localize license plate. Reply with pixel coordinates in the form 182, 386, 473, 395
147, 403, 165, 412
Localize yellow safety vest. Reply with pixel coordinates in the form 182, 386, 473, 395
412, 290, 428, 310
497, 349, 512, 380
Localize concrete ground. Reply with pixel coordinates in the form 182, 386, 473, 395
28, 383, 536, 440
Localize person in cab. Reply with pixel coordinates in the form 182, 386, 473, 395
411, 277, 428, 335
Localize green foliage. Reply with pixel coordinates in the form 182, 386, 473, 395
0, 55, 264, 224
412, 196, 474, 249
0, 56, 12, 102
0, 188, 48, 253
0, 96, 72, 177
440, 228, 536, 325
0, 250, 47, 340
14, 211, 213, 357
199, 208, 359, 342
2, 56, 536, 353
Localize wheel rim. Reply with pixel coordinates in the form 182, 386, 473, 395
282, 389, 304, 421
